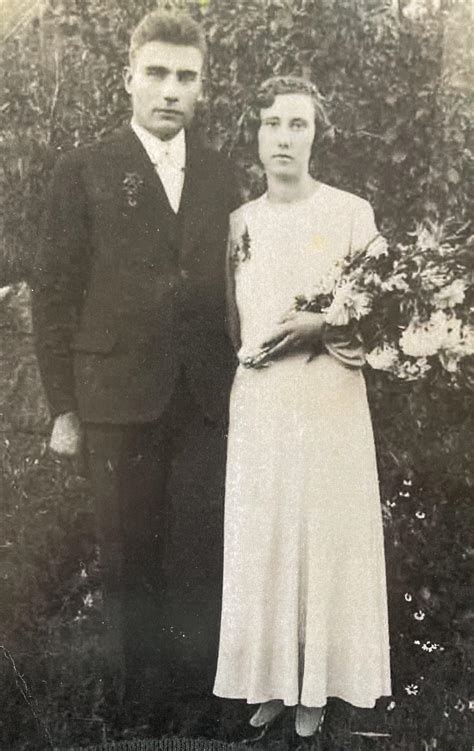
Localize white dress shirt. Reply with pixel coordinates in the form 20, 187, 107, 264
131, 120, 186, 213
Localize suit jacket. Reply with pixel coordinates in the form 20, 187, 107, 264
32, 125, 239, 423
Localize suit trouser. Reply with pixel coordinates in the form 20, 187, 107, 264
83, 376, 226, 714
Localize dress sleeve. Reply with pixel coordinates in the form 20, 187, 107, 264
350, 198, 379, 255
322, 198, 378, 369
322, 322, 365, 368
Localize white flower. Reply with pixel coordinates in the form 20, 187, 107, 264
420, 267, 449, 290
397, 358, 431, 380
400, 312, 462, 358
405, 593, 413, 602
414, 610, 425, 621
400, 321, 440, 358
364, 271, 383, 288
454, 699, 465, 713
417, 226, 438, 251
381, 273, 409, 293
351, 292, 372, 318
324, 282, 372, 326
439, 351, 462, 373
387, 701, 396, 711
366, 344, 399, 371
433, 279, 466, 309
83, 593, 94, 608
415, 511, 426, 519
324, 283, 353, 326
421, 641, 438, 652
405, 684, 419, 695
468, 700, 474, 712
366, 235, 389, 259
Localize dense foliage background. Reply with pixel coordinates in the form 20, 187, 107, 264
1, 0, 473, 748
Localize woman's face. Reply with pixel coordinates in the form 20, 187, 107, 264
258, 93, 316, 180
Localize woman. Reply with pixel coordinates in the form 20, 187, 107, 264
213, 77, 391, 738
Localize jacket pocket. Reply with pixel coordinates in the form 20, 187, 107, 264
71, 329, 117, 353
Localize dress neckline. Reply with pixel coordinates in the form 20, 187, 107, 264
262, 181, 325, 209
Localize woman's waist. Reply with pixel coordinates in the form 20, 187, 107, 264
235, 348, 364, 377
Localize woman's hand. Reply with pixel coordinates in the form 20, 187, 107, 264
257, 310, 326, 365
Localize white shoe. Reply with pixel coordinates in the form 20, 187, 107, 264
249, 699, 285, 727
295, 704, 326, 737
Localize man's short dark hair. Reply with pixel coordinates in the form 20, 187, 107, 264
256, 76, 331, 134
129, 10, 207, 64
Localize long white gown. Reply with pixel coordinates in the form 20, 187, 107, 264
213, 183, 391, 709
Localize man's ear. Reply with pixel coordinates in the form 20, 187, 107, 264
123, 66, 132, 95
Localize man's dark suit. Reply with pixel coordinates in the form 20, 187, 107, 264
33, 124, 238, 718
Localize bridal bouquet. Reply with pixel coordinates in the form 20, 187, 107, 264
294, 222, 474, 384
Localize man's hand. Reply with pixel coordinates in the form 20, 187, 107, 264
257, 310, 326, 365
50, 412, 83, 456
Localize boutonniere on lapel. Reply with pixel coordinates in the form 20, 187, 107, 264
231, 226, 252, 269
122, 171, 144, 208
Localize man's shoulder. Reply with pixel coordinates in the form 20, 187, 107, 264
53, 126, 132, 172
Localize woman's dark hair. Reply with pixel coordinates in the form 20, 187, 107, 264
129, 10, 207, 64
256, 76, 331, 134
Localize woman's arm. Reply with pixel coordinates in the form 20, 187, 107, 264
225, 214, 243, 353
322, 197, 379, 368
322, 323, 365, 368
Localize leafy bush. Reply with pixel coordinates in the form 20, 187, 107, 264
1, 0, 473, 748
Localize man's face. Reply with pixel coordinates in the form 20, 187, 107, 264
124, 41, 203, 140
258, 93, 316, 180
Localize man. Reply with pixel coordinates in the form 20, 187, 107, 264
32, 10, 238, 728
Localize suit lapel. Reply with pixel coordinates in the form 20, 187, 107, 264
112, 126, 213, 260
114, 125, 178, 244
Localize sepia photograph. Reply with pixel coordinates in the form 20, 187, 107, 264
0, 1, 472, 749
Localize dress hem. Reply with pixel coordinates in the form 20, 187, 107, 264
213, 688, 393, 710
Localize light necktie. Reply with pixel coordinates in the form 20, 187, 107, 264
154, 149, 184, 214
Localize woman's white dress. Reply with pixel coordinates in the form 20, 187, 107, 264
213, 184, 391, 709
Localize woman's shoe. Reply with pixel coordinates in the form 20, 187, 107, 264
295, 704, 326, 737
238, 700, 286, 744
249, 699, 285, 727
